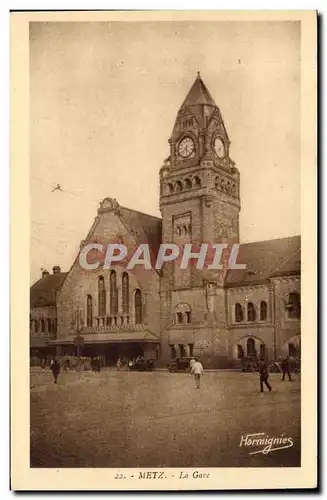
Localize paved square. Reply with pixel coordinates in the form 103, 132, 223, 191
30, 369, 300, 468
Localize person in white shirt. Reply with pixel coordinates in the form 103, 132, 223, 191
190, 358, 204, 389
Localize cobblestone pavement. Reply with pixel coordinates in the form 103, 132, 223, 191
30, 369, 301, 468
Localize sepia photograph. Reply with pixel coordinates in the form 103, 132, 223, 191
11, 10, 317, 490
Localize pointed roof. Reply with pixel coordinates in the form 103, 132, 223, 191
180, 72, 217, 109
30, 272, 68, 307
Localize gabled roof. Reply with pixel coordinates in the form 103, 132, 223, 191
119, 206, 162, 251
180, 73, 217, 109
225, 235, 301, 286
30, 272, 67, 308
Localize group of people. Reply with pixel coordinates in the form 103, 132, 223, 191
47, 355, 295, 391
188, 356, 295, 393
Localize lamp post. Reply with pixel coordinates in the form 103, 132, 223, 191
74, 307, 84, 357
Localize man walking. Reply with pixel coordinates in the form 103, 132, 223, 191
191, 358, 204, 389
50, 358, 61, 384
281, 356, 292, 382
259, 358, 272, 393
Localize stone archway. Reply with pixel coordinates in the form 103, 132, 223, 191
233, 335, 266, 360
281, 335, 301, 359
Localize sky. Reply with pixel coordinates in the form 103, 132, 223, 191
30, 20, 301, 284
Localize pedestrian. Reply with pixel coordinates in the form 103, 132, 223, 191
259, 358, 272, 393
116, 357, 122, 371
190, 357, 204, 389
189, 358, 196, 370
50, 358, 60, 384
281, 356, 292, 382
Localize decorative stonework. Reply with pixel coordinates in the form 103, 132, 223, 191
97, 197, 120, 215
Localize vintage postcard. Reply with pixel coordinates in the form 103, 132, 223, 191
11, 10, 317, 490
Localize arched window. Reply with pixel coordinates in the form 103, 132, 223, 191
41, 319, 45, 333
247, 302, 256, 321
86, 295, 93, 327
122, 272, 129, 314
194, 176, 201, 188
35, 320, 39, 333
134, 289, 142, 324
47, 318, 51, 332
174, 303, 192, 325
167, 183, 174, 194
98, 276, 106, 317
286, 292, 301, 319
184, 178, 192, 189
235, 303, 243, 322
247, 338, 256, 357
260, 301, 267, 321
176, 180, 183, 192
110, 270, 118, 316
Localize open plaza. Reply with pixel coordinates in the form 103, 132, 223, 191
30, 368, 301, 468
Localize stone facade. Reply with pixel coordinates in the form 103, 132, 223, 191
31, 74, 301, 367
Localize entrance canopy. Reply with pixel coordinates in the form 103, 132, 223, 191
49, 331, 160, 346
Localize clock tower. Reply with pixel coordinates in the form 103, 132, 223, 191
159, 72, 241, 290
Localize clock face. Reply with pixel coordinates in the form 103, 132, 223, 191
178, 137, 195, 158
214, 137, 225, 158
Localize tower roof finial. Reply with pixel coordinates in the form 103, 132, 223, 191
197, 70, 201, 78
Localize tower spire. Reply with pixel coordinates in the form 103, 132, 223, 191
180, 73, 217, 109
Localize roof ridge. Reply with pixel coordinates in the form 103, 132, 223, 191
120, 206, 162, 221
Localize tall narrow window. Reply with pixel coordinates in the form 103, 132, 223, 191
188, 343, 194, 357
177, 312, 183, 324
47, 318, 51, 333
260, 301, 267, 321
98, 276, 106, 316
110, 271, 118, 316
247, 302, 256, 322
170, 345, 177, 359
41, 319, 45, 333
286, 292, 301, 319
235, 303, 243, 322
134, 289, 142, 324
122, 272, 129, 314
87, 295, 93, 327
35, 320, 39, 333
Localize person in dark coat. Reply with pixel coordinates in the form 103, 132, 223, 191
50, 358, 60, 384
281, 356, 292, 381
259, 358, 272, 393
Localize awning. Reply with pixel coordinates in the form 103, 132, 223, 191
48, 330, 160, 346
30, 339, 52, 348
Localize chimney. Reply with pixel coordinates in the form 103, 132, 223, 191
42, 269, 50, 278
52, 265, 61, 274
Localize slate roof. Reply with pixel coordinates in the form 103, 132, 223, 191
225, 235, 301, 286
30, 272, 68, 308
119, 206, 162, 257
180, 73, 217, 109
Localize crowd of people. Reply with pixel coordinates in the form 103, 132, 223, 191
40, 354, 298, 393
